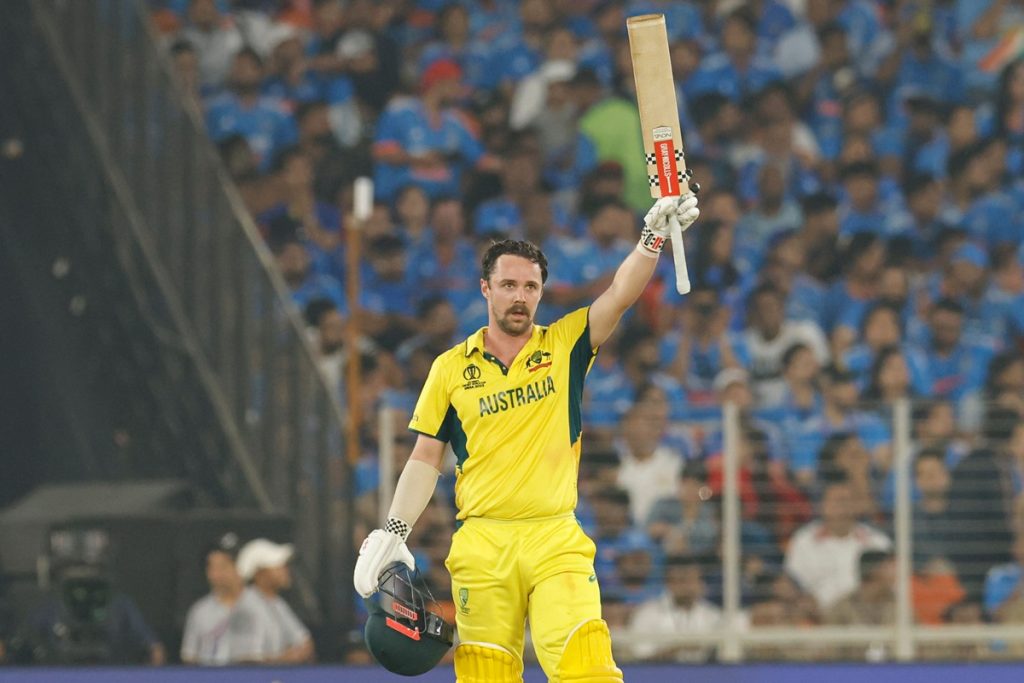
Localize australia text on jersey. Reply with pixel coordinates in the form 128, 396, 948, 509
478, 377, 556, 417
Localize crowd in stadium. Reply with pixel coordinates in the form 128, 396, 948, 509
146, 0, 1024, 662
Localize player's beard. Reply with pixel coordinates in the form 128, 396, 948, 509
494, 303, 532, 336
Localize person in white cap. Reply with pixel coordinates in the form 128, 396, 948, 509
235, 539, 314, 664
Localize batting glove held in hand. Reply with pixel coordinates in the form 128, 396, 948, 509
353, 519, 416, 598
638, 193, 700, 256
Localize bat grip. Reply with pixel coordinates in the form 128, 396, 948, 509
668, 214, 690, 295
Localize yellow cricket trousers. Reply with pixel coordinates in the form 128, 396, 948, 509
446, 513, 603, 677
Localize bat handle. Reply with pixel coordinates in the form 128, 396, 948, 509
668, 213, 690, 295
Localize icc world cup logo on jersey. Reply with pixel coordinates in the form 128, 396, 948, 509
462, 364, 485, 390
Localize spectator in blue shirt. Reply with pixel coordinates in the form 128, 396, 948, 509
837, 160, 890, 238
686, 8, 782, 102
372, 59, 495, 201
937, 242, 1014, 350
360, 234, 420, 348
758, 342, 823, 435
788, 364, 891, 487
804, 22, 865, 160
946, 140, 1018, 250
419, 3, 493, 92
916, 298, 993, 406
408, 196, 479, 318
473, 145, 549, 237
735, 161, 803, 263
824, 232, 887, 338
984, 534, 1024, 622
901, 173, 951, 266
797, 192, 842, 286
844, 303, 931, 396
272, 235, 346, 314
205, 48, 297, 171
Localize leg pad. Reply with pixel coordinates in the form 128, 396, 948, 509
556, 619, 624, 683
455, 642, 524, 683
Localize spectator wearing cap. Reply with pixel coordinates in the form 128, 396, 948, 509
914, 298, 993, 410
626, 555, 722, 663
788, 364, 891, 486
372, 58, 496, 201
181, 534, 265, 665
236, 539, 314, 663
205, 48, 297, 172
686, 8, 782, 103
742, 283, 829, 406
785, 481, 892, 610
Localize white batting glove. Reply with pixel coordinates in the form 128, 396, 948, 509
353, 522, 416, 598
638, 193, 700, 256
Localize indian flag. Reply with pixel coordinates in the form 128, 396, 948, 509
979, 26, 1024, 73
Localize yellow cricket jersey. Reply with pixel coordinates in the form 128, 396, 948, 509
409, 307, 596, 521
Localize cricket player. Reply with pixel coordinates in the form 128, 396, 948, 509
354, 193, 700, 682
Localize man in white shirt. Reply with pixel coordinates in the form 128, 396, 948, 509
615, 387, 685, 526
236, 539, 315, 664
785, 482, 891, 609
180, 533, 267, 665
627, 555, 722, 663
743, 283, 829, 404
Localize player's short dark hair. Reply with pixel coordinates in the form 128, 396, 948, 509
481, 239, 548, 283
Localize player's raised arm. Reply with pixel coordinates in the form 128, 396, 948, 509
587, 194, 699, 347
352, 433, 445, 597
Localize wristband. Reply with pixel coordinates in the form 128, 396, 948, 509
637, 223, 667, 257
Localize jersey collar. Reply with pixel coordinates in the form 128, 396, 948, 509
464, 324, 547, 358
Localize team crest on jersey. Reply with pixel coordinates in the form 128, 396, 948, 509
462, 364, 485, 390
526, 350, 552, 372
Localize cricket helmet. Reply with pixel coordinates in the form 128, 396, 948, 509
364, 562, 454, 676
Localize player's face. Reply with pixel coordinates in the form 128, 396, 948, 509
482, 255, 543, 337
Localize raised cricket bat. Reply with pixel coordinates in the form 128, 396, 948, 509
627, 14, 695, 295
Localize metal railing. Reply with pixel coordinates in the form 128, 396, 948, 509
374, 397, 1024, 662
29, 0, 353, 635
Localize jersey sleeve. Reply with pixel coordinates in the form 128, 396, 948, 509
408, 355, 453, 440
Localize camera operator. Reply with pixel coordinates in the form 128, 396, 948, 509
18, 561, 165, 665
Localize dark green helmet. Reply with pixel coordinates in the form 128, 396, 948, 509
364, 562, 454, 676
